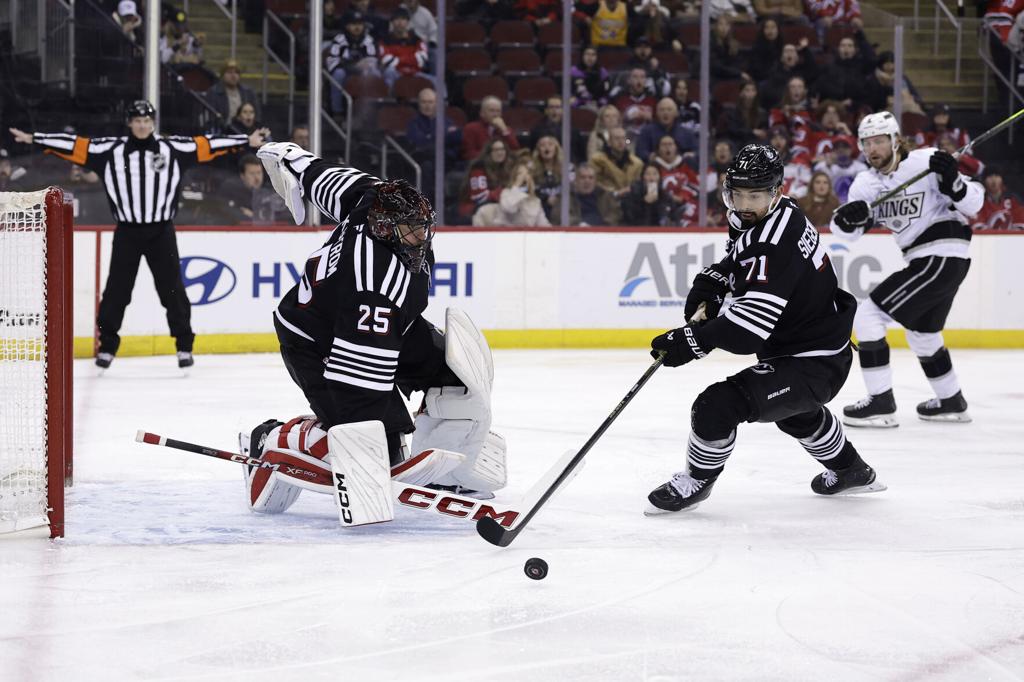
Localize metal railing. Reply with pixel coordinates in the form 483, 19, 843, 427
6, 0, 75, 91
380, 135, 421, 190
978, 23, 1023, 143
182, 0, 235, 58
262, 10, 295, 133
321, 67, 352, 162
913, 0, 962, 83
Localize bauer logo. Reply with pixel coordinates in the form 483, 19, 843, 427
619, 242, 720, 307
180, 256, 237, 305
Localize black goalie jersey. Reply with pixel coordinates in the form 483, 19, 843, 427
273, 159, 431, 401
701, 197, 856, 359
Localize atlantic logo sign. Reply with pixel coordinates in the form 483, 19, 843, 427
180, 256, 237, 305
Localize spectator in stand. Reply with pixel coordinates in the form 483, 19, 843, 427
613, 68, 658, 138
670, 79, 701, 133
709, 0, 756, 23
455, 0, 516, 29
406, 88, 461, 202
404, 0, 438, 45
571, 47, 611, 110
159, 15, 204, 67
349, 0, 390, 38
798, 171, 840, 227
220, 154, 287, 224
473, 160, 551, 226
752, 0, 805, 23
460, 139, 514, 222
290, 125, 310, 148
971, 170, 1024, 230
325, 11, 382, 115
709, 14, 751, 82
748, 19, 784, 83
228, 102, 262, 136
760, 39, 818, 107
717, 80, 769, 146
629, 0, 683, 50
553, 163, 623, 226
806, 100, 853, 161
324, 0, 343, 33
516, 0, 558, 26
531, 135, 567, 221
985, 0, 1024, 99
914, 104, 970, 149
636, 97, 698, 161
380, 8, 428, 89
591, 126, 644, 197
936, 132, 984, 178
769, 124, 811, 197
624, 163, 683, 225
590, 0, 629, 48
114, 0, 143, 45
462, 95, 520, 162
0, 148, 29, 191
769, 76, 812, 132
627, 37, 672, 97
704, 138, 736, 192
651, 135, 700, 218
813, 33, 874, 110
804, 0, 863, 46
863, 51, 925, 116
812, 135, 864, 201
588, 104, 623, 158
205, 59, 261, 126
529, 96, 565, 149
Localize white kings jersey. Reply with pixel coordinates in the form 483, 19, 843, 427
829, 148, 983, 261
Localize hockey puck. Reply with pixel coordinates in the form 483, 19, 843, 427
524, 557, 548, 580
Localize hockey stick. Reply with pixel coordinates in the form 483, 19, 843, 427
871, 107, 1024, 208
135, 431, 522, 528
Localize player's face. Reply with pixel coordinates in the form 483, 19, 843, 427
725, 186, 775, 223
396, 222, 428, 246
129, 116, 154, 139
862, 134, 894, 169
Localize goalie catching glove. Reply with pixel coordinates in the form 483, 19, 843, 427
256, 142, 315, 224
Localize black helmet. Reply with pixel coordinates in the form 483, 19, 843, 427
368, 179, 436, 273
725, 143, 784, 192
125, 100, 157, 121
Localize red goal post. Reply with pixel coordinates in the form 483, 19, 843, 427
0, 187, 73, 538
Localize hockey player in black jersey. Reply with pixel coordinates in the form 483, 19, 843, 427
646, 144, 885, 514
236, 142, 507, 524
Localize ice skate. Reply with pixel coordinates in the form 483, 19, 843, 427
177, 351, 194, 373
917, 391, 971, 423
239, 419, 283, 476
842, 389, 898, 428
644, 472, 718, 515
811, 463, 886, 496
95, 351, 115, 372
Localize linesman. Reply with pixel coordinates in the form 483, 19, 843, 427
10, 100, 269, 369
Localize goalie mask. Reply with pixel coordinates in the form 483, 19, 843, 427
369, 180, 436, 273
723, 143, 784, 224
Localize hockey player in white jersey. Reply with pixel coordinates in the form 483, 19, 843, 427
829, 112, 983, 427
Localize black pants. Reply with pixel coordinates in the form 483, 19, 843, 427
869, 255, 970, 333
97, 222, 194, 354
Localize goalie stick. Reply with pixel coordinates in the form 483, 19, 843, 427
135, 431, 521, 528
475, 303, 708, 547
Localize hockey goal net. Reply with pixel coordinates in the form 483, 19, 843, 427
0, 188, 73, 538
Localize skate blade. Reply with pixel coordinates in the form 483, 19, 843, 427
831, 481, 888, 496
842, 414, 899, 428
918, 412, 971, 423
643, 502, 700, 516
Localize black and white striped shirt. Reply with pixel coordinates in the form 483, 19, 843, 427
33, 132, 250, 225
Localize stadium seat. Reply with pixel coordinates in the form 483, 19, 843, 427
655, 51, 689, 77
448, 48, 493, 77
901, 112, 930, 138
393, 75, 433, 103
496, 48, 544, 78
600, 50, 633, 73
781, 24, 819, 49
344, 75, 391, 103
513, 77, 558, 106
733, 24, 758, 48
677, 23, 700, 48
446, 105, 468, 127
490, 20, 535, 48
544, 50, 580, 78
537, 22, 580, 48
377, 105, 417, 137
712, 80, 742, 106
447, 22, 487, 48
503, 106, 544, 135
570, 107, 597, 133
177, 65, 216, 93
462, 75, 510, 104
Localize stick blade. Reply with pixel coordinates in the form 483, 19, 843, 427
476, 516, 518, 546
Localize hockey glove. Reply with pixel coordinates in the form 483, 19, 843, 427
651, 325, 709, 367
929, 150, 967, 201
685, 265, 730, 322
832, 200, 872, 234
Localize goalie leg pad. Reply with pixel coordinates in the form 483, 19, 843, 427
450, 431, 508, 493
246, 449, 333, 513
391, 448, 466, 486
327, 422, 395, 527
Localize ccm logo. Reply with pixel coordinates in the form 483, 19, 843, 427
335, 473, 353, 524
397, 488, 519, 528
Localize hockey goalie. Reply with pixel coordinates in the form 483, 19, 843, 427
243, 142, 506, 526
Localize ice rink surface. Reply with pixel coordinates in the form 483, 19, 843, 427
2, 348, 1023, 681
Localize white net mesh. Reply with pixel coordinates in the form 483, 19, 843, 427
0, 190, 50, 533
